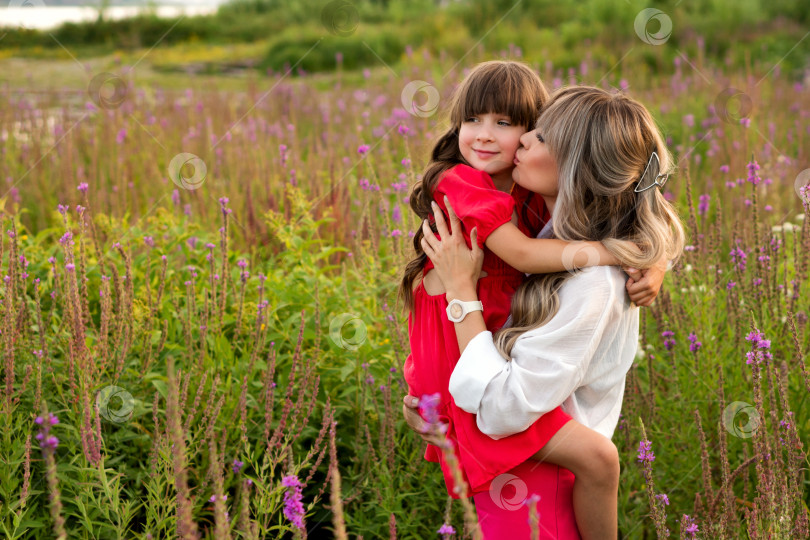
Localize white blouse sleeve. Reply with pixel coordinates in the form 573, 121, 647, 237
448, 268, 623, 439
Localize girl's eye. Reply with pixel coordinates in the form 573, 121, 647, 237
464, 117, 478, 123
536, 132, 545, 143
498, 120, 511, 126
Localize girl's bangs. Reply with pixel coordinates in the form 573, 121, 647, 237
454, 69, 540, 128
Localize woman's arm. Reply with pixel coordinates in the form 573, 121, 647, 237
449, 267, 629, 439
485, 221, 619, 274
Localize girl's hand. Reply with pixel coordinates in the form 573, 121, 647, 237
624, 261, 666, 307
421, 196, 484, 299
402, 395, 447, 447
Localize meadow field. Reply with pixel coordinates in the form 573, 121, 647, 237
1, 0, 809, 538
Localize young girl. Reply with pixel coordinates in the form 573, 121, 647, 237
399, 61, 664, 538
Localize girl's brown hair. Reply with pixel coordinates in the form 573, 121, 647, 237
398, 60, 549, 310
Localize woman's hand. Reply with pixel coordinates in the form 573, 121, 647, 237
420, 196, 484, 299
402, 395, 447, 447
624, 260, 667, 307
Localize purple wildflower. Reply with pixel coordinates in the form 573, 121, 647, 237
729, 245, 747, 272
688, 333, 702, 353
697, 194, 710, 216
656, 493, 670, 506
745, 330, 773, 365
661, 330, 675, 351
77, 182, 89, 193
218, 197, 232, 215
357, 144, 370, 156
746, 157, 761, 185
438, 523, 456, 535
35, 413, 60, 451
637, 439, 655, 463
233, 458, 244, 474
418, 392, 442, 425
681, 514, 699, 538
281, 475, 305, 529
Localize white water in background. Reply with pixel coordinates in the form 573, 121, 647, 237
0, 2, 226, 30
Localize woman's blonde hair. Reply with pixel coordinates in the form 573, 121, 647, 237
495, 85, 685, 357
399, 60, 549, 311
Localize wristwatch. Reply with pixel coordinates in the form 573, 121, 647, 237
446, 299, 484, 323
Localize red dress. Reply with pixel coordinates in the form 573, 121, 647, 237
404, 164, 574, 499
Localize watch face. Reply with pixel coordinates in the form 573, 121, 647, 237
450, 303, 463, 318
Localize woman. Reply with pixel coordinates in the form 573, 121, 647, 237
402, 86, 685, 538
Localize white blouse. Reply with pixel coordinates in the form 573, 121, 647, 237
448, 265, 639, 440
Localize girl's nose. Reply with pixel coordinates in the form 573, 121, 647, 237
476, 127, 494, 141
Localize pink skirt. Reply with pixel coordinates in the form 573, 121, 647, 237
473, 460, 581, 539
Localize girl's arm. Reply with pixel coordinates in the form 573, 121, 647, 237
485, 221, 620, 274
